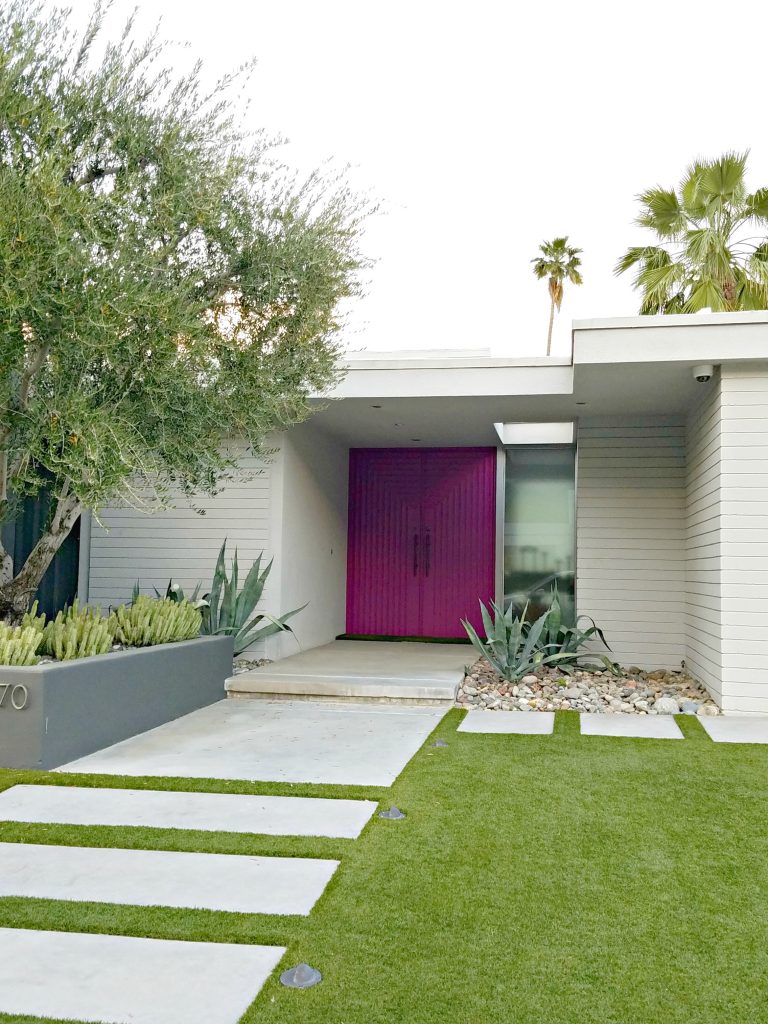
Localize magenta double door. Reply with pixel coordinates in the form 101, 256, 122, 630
346, 447, 496, 638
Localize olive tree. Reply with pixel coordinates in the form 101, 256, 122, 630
0, 1, 368, 619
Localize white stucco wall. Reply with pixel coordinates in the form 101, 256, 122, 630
267, 424, 349, 660
576, 418, 687, 670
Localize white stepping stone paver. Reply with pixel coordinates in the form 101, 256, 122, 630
458, 710, 555, 734
580, 713, 684, 739
699, 716, 768, 744
0, 842, 338, 915
57, 698, 447, 786
0, 927, 285, 1024
0, 785, 377, 839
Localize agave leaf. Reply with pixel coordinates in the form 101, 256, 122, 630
233, 607, 306, 655
462, 618, 504, 676
520, 608, 548, 664
479, 600, 494, 641
218, 575, 234, 634
207, 540, 227, 631
575, 615, 612, 651
235, 554, 268, 630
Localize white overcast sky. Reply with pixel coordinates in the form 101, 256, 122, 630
65, 0, 768, 356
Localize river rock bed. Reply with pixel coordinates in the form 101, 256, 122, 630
457, 660, 720, 716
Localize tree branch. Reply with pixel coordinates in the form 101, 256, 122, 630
17, 342, 50, 411
69, 163, 124, 187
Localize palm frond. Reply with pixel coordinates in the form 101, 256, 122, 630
635, 187, 685, 238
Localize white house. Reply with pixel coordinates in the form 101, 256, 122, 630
81, 311, 768, 714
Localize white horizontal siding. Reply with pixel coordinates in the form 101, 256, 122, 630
576, 419, 686, 669
719, 364, 768, 712
685, 378, 723, 702
89, 452, 275, 656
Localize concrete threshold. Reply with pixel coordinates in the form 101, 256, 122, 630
226, 639, 466, 704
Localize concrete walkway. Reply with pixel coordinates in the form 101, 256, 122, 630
0, 929, 286, 1024
0, 784, 377, 838
226, 639, 467, 703
58, 698, 447, 786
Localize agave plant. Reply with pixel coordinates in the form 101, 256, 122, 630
201, 541, 305, 656
536, 584, 615, 671
462, 601, 577, 682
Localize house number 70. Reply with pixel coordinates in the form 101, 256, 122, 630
0, 683, 29, 710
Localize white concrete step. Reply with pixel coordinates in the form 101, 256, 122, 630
0, 784, 377, 839
0, 927, 285, 1024
227, 639, 465, 703
0, 842, 338, 915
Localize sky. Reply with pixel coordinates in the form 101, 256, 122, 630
64, 0, 768, 357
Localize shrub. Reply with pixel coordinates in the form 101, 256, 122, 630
25, 601, 113, 661
202, 543, 305, 656
0, 623, 43, 666
536, 584, 614, 669
109, 596, 202, 647
137, 541, 305, 656
462, 595, 616, 683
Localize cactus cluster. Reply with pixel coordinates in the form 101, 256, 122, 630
26, 600, 114, 661
109, 595, 202, 647
0, 623, 44, 666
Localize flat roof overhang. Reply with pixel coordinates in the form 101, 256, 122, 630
308, 313, 768, 447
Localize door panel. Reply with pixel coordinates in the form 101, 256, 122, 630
347, 448, 496, 637
420, 449, 497, 636
346, 449, 422, 635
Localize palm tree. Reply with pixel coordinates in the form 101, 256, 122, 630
615, 152, 768, 314
532, 237, 583, 356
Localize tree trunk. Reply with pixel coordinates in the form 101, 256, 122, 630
0, 494, 82, 622
546, 297, 556, 356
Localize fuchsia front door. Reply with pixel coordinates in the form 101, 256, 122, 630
346, 448, 496, 638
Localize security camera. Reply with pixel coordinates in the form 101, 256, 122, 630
692, 364, 714, 383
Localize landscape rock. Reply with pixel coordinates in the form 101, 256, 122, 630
651, 696, 680, 715
456, 660, 720, 717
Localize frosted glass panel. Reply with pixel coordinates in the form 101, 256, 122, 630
504, 448, 575, 624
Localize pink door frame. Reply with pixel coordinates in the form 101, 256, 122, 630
346, 447, 496, 638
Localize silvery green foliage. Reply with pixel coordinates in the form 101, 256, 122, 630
202, 541, 304, 655
0, 1, 370, 616
462, 597, 614, 683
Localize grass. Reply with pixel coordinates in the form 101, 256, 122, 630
1, 710, 768, 1023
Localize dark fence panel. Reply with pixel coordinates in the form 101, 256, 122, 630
1, 489, 80, 617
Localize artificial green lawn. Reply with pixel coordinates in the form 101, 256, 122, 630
1, 710, 768, 1023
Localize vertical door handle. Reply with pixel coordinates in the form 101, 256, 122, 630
413, 532, 419, 576
424, 529, 431, 577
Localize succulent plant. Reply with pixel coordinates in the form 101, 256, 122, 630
22, 600, 113, 661
0, 623, 44, 666
109, 595, 201, 647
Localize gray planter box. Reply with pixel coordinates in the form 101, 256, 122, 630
0, 635, 233, 771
